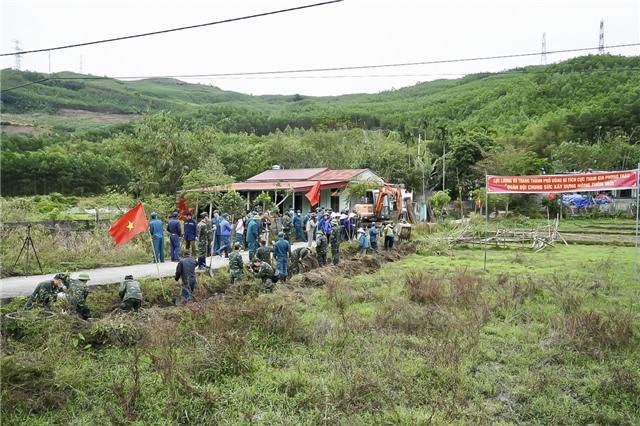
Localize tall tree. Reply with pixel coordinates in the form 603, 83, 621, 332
115, 113, 216, 195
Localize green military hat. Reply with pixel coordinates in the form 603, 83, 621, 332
78, 272, 91, 281
253, 214, 261, 220
54, 273, 69, 282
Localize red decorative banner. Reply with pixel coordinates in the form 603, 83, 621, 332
487, 170, 639, 194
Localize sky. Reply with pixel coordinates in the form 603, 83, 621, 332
1, 0, 639, 96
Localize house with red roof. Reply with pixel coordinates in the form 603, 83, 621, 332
200, 167, 384, 213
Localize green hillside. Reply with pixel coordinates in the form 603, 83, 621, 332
2, 54, 639, 199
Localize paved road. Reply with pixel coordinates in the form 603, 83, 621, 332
1, 241, 309, 299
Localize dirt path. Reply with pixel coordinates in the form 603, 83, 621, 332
1, 242, 310, 300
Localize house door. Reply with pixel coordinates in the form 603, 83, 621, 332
331, 194, 340, 212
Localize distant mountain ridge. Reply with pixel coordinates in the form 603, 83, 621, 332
2, 54, 639, 142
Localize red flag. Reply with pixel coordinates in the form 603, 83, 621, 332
109, 203, 149, 246
177, 194, 189, 220
475, 194, 482, 209
305, 180, 321, 207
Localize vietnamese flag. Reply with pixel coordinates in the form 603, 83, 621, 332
475, 194, 482, 209
305, 180, 321, 207
177, 194, 189, 220
109, 203, 149, 246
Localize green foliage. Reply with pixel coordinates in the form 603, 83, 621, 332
430, 190, 451, 215
182, 157, 233, 207
115, 112, 218, 195
3, 55, 640, 203
343, 180, 379, 198
3, 238, 639, 424
252, 191, 278, 214
215, 190, 246, 220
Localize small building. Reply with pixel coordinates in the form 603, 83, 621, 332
206, 167, 384, 213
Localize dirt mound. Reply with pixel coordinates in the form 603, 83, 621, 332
300, 242, 417, 287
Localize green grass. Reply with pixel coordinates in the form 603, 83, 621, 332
2, 231, 639, 425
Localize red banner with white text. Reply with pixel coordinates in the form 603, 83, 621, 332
487, 170, 639, 194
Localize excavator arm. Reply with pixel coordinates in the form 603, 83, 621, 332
373, 184, 403, 215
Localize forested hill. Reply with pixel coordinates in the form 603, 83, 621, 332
2, 54, 640, 199
2, 54, 639, 140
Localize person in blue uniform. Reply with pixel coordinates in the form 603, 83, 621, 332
149, 211, 165, 263
183, 211, 197, 254
272, 231, 290, 282
293, 210, 306, 242
211, 210, 221, 255
246, 214, 261, 260
167, 211, 182, 261
215, 213, 232, 258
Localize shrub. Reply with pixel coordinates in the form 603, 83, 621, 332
550, 309, 635, 352
405, 270, 445, 306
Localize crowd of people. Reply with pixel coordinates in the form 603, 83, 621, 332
22, 206, 402, 316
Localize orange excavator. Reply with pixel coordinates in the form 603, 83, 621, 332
354, 184, 404, 222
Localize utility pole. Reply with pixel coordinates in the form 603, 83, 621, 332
442, 139, 446, 192
13, 39, 22, 70
598, 19, 604, 55
541, 32, 547, 65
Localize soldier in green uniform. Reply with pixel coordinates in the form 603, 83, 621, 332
228, 242, 244, 284
248, 258, 280, 293
68, 272, 92, 320
119, 275, 143, 312
291, 247, 312, 274
316, 231, 328, 266
23, 273, 68, 311
330, 219, 342, 266
196, 212, 212, 269
256, 240, 272, 264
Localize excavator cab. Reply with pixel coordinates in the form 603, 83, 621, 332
355, 184, 402, 222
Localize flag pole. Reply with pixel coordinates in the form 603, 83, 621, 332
635, 164, 639, 280
148, 233, 167, 297
484, 172, 488, 272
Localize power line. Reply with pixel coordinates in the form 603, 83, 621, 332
2, 43, 639, 93
107, 42, 640, 79
0, 0, 343, 57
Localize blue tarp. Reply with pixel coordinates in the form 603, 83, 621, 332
562, 194, 595, 209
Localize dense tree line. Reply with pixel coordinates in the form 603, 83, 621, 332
2, 55, 639, 199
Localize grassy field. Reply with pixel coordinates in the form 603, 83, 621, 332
2, 228, 639, 425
